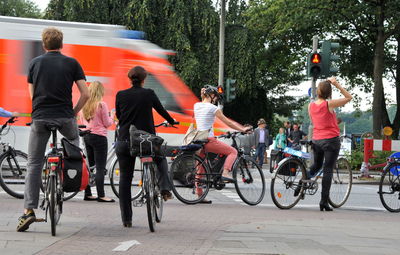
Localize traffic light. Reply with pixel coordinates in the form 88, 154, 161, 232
320, 40, 340, 78
307, 52, 322, 78
225, 78, 236, 102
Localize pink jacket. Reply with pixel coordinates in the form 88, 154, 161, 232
81, 101, 114, 137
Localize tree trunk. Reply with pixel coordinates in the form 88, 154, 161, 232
372, 1, 386, 138
392, 34, 400, 139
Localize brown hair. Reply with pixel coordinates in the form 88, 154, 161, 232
42, 27, 63, 50
128, 66, 147, 87
317, 80, 332, 100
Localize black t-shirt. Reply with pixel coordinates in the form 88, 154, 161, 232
116, 86, 175, 140
27, 51, 86, 119
289, 130, 307, 144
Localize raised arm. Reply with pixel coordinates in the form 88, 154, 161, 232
327, 77, 352, 110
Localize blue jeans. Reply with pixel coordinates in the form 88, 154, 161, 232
254, 143, 266, 167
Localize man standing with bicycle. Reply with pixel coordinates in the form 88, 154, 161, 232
17, 27, 89, 232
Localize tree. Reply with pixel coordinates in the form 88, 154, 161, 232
247, 0, 400, 137
0, 0, 41, 18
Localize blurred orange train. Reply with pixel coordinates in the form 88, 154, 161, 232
0, 16, 228, 146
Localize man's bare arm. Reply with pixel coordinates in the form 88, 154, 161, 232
73, 79, 89, 115
28, 83, 34, 100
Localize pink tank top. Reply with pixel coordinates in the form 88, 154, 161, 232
309, 101, 340, 140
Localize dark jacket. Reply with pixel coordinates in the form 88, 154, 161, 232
116, 86, 174, 140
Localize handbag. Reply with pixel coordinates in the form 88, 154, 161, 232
182, 123, 209, 145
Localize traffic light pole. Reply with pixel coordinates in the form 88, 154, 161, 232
218, 0, 226, 88
308, 35, 319, 165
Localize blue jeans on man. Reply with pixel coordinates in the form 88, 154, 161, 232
254, 143, 266, 168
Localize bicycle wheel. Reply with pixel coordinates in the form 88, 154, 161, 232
110, 158, 143, 200
328, 157, 352, 208
0, 150, 28, 199
270, 157, 306, 209
143, 163, 156, 232
49, 174, 57, 236
169, 154, 210, 204
233, 157, 265, 205
153, 165, 163, 223
379, 163, 400, 212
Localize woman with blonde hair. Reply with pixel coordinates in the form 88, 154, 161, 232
81, 81, 115, 202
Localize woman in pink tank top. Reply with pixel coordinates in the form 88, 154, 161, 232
307, 77, 352, 211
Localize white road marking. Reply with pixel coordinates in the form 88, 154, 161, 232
112, 240, 141, 252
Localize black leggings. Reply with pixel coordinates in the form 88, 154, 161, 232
115, 140, 170, 224
309, 137, 340, 203
84, 134, 108, 198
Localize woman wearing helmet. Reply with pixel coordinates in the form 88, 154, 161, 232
194, 85, 249, 185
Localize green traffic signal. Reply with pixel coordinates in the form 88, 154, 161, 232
225, 78, 236, 102
320, 40, 340, 78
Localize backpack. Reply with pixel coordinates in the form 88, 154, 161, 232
61, 138, 89, 192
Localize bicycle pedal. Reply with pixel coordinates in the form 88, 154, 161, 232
132, 200, 143, 207
35, 218, 46, 222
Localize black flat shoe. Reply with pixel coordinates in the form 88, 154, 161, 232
97, 198, 115, 203
199, 199, 212, 204
123, 222, 132, 228
84, 196, 98, 201
319, 203, 333, 211
161, 190, 173, 201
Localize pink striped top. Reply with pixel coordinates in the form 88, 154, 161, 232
81, 101, 114, 137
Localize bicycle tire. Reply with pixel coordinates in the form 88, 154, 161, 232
270, 157, 306, 209
379, 163, 400, 212
63, 190, 79, 201
110, 158, 143, 200
0, 150, 28, 199
49, 174, 57, 236
153, 164, 163, 223
233, 157, 265, 205
169, 154, 210, 204
144, 163, 156, 232
328, 157, 352, 208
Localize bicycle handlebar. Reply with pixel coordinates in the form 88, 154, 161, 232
217, 129, 252, 139
155, 121, 180, 128
1, 117, 17, 134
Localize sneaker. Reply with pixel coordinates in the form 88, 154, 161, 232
16, 211, 36, 232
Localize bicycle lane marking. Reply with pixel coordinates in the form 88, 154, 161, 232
112, 240, 141, 252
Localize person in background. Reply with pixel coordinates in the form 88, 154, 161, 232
80, 81, 115, 202
288, 123, 307, 150
274, 127, 287, 150
307, 77, 352, 211
284, 121, 293, 147
0, 107, 20, 117
253, 118, 269, 168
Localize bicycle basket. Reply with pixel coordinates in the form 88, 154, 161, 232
129, 126, 164, 157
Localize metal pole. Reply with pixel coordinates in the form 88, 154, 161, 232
218, 0, 226, 88
308, 36, 319, 164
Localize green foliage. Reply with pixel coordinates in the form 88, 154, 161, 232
0, 0, 41, 18
347, 149, 393, 172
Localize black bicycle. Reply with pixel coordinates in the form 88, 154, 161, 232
169, 131, 266, 206
378, 156, 400, 212
0, 117, 28, 199
270, 140, 352, 209
131, 122, 178, 232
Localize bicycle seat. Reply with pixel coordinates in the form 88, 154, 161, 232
46, 123, 62, 131
300, 140, 312, 145
192, 139, 209, 145
180, 144, 202, 152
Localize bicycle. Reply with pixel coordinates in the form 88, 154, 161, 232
0, 117, 29, 199
169, 131, 266, 206
270, 140, 352, 209
38, 123, 65, 236
378, 156, 400, 212
130, 121, 178, 232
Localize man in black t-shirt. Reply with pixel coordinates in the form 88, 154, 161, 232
288, 124, 307, 150
17, 28, 89, 232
